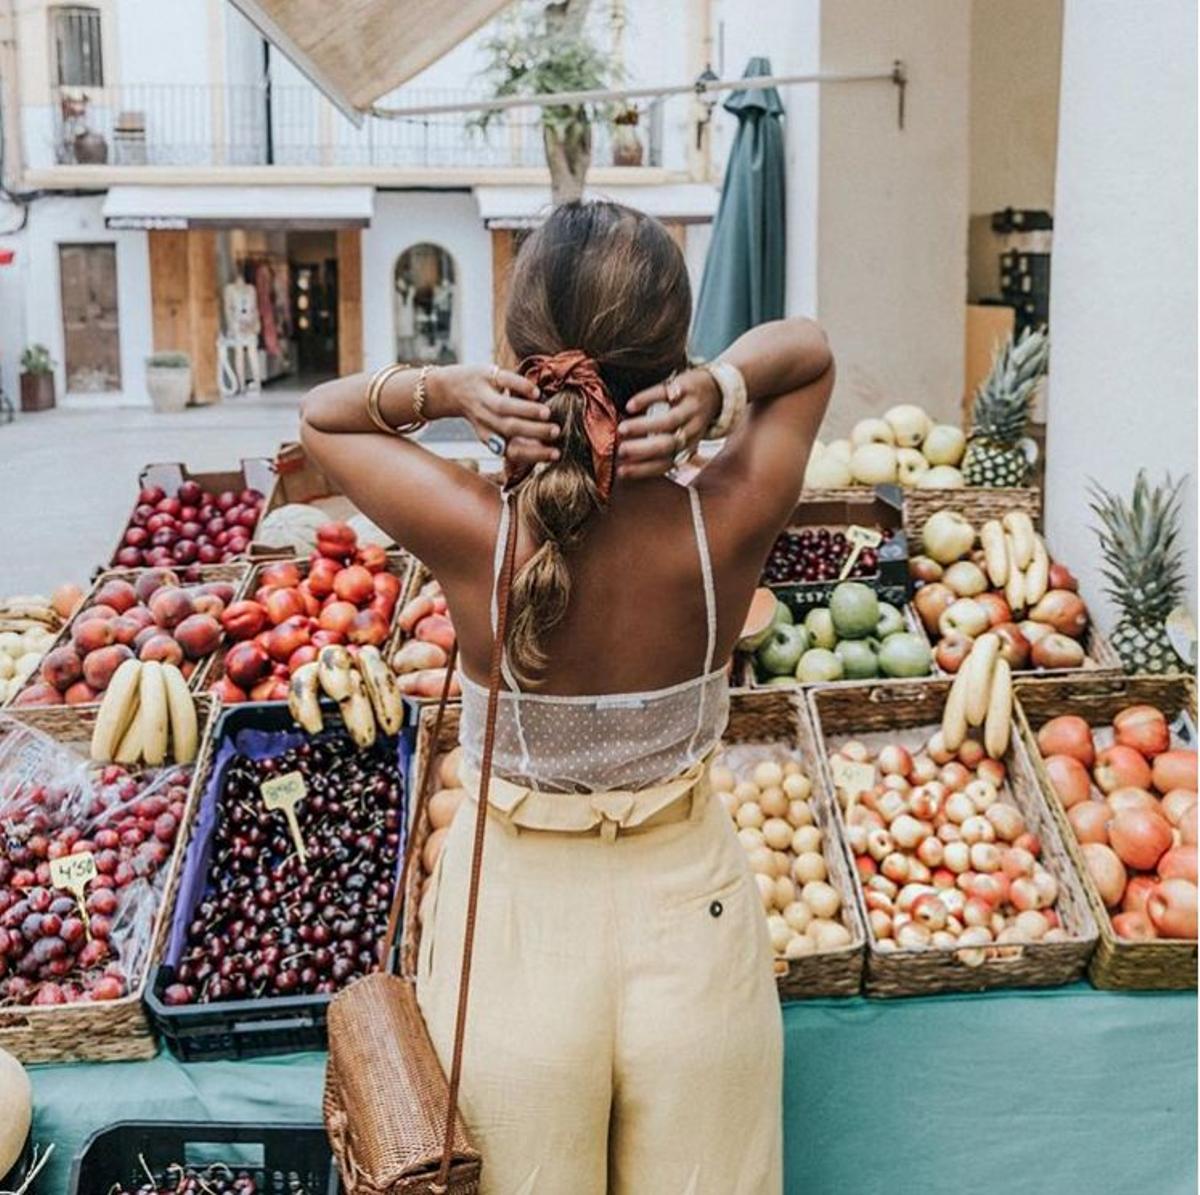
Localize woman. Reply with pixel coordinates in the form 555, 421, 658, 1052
301, 200, 833, 1194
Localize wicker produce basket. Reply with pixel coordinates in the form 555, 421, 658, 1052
719, 689, 865, 998
0, 697, 215, 1063
1014, 673, 1198, 990
7, 563, 251, 707
807, 678, 1098, 998
403, 693, 865, 999
203, 551, 412, 698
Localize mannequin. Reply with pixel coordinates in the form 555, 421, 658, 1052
223, 275, 262, 392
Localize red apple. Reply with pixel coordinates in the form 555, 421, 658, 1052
1113, 705, 1171, 759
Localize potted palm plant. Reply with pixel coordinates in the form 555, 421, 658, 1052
145, 352, 193, 412
19, 345, 55, 412
473, 0, 614, 204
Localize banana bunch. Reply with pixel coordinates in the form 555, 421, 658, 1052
940, 631, 1013, 760
288, 644, 404, 749
979, 512, 1048, 618
90, 659, 198, 765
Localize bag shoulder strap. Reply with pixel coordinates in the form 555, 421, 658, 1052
382, 496, 520, 1193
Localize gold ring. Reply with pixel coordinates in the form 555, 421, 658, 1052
490, 363, 501, 386
665, 372, 682, 404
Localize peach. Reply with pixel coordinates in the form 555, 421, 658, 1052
265, 588, 307, 626
319, 601, 359, 636
334, 565, 375, 606
197, 581, 236, 605
12, 682, 63, 706
63, 680, 99, 705
306, 557, 341, 599
287, 644, 319, 672
267, 617, 311, 663
311, 629, 346, 649
76, 603, 120, 624
250, 677, 290, 702
220, 600, 267, 641
133, 568, 180, 604
111, 607, 156, 647
224, 642, 272, 688
133, 625, 162, 653
72, 617, 115, 654
347, 609, 389, 647
150, 587, 195, 630
138, 634, 185, 666
210, 677, 249, 703
83, 644, 135, 691
40, 646, 84, 691
93, 579, 139, 614
191, 592, 226, 620
373, 571, 401, 609
415, 614, 455, 653
260, 561, 302, 591
295, 584, 322, 618
174, 614, 222, 660
357, 544, 389, 573
51, 583, 85, 619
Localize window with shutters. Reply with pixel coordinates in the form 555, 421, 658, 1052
52, 6, 104, 88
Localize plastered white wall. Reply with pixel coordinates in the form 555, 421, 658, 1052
360, 190, 493, 371
816, 0, 970, 434
1045, 0, 1197, 627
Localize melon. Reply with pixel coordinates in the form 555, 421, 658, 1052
0, 1046, 31, 1176
738, 588, 780, 653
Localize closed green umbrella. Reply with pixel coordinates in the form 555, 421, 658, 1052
690, 57, 786, 360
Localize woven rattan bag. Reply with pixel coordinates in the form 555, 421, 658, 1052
324, 511, 518, 1194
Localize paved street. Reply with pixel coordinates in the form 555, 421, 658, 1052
0, 387, 481, 597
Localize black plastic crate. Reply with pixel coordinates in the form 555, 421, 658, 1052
146, 701, 413, 1061
69, 1121, 338, 1195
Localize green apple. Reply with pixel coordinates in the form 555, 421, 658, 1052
771, 599, 794, 628
835, 639, 879, 679
878, 632, 934, 678
756, 624, 809, 677
796, 648, 844, 683
764, 675, 799, 687
875, 602, 905, 639
830, 582, 880, 640
804, 608, 837, 651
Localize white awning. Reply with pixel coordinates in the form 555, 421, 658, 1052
473, 184, 720, 229
102, 185, 375, 230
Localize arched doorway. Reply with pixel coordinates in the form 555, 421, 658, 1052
394, 243, 458, 364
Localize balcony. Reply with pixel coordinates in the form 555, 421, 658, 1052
28, 83, 673, 175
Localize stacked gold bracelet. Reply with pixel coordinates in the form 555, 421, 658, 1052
366, 362, 432, 435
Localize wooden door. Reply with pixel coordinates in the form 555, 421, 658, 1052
59, 243, 120, 391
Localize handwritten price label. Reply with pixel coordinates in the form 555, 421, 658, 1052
839, 524, 884, 582
261, 771, 309, 866
830, 756, 876, 808
49, 851, 97, 939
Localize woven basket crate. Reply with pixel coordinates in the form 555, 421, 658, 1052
0, 697, 216, 1062
7, 564, 252, 708
801, 486, 1041, 542
719, 689, 865, 998
1014, 673, 1198, 990
401, 701, 463, 980
204, 551, 413, 697
807, 678, 1098, 998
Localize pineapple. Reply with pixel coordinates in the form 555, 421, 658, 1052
1089, 471, 1187, 674
962, 327, 1049, 487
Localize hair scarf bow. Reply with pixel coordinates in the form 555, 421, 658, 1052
514, 351, 620, 503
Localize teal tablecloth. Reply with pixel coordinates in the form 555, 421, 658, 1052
27, 984, 1197, 1194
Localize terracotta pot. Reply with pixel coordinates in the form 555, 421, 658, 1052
19, 372, 55, 412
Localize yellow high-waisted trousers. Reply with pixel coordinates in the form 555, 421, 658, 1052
416, 759, 784, 1195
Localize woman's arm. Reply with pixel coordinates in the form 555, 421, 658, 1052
299, 364, 555, 579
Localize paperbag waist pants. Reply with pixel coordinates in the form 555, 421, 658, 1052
415, 763, 783, 1195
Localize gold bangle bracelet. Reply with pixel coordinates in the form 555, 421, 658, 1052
366, 362, 426, 436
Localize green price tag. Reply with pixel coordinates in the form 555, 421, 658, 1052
261, 771, 309, 866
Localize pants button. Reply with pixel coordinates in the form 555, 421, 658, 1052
709, 900, 723, 918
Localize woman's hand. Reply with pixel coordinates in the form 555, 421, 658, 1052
429, 364, 560, 461
616, 369, 721, 480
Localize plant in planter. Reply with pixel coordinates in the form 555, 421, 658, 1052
18, 344, 55, 412
145, 351, 193, 413
473, 0, 615, 204
611, 104, 644, 166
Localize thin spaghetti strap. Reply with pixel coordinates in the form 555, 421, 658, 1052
687, 485, 718, 673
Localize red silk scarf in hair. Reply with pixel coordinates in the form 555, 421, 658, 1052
516, 351, 620, 502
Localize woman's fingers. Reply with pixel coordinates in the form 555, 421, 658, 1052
617, 401, 689, 447
618, 456, 674, 480
617, 431, 680, 464
491, 369, 540, 401
474, 395, 558, 443
506, 436, 559, 466
623, 380, 668, 417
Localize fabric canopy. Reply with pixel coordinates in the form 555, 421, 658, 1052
228, 0, 511, 122
102, 185, 374, 229
690, 57, 786, 361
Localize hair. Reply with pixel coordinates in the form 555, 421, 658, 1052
503, 200, 692, 685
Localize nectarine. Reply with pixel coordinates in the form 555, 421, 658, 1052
83, 644, 134, 690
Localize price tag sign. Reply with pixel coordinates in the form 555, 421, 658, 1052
830, 756, 875, 809
839, 525, 884, 581
50, 851, 97, 939
261, 771, 309, 866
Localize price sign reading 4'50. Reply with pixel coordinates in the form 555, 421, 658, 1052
49, 851, 98, 939
839, 525, 885, 582
261, 771, 309, 866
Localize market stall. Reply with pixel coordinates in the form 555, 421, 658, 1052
22, 983, 1198, 1193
